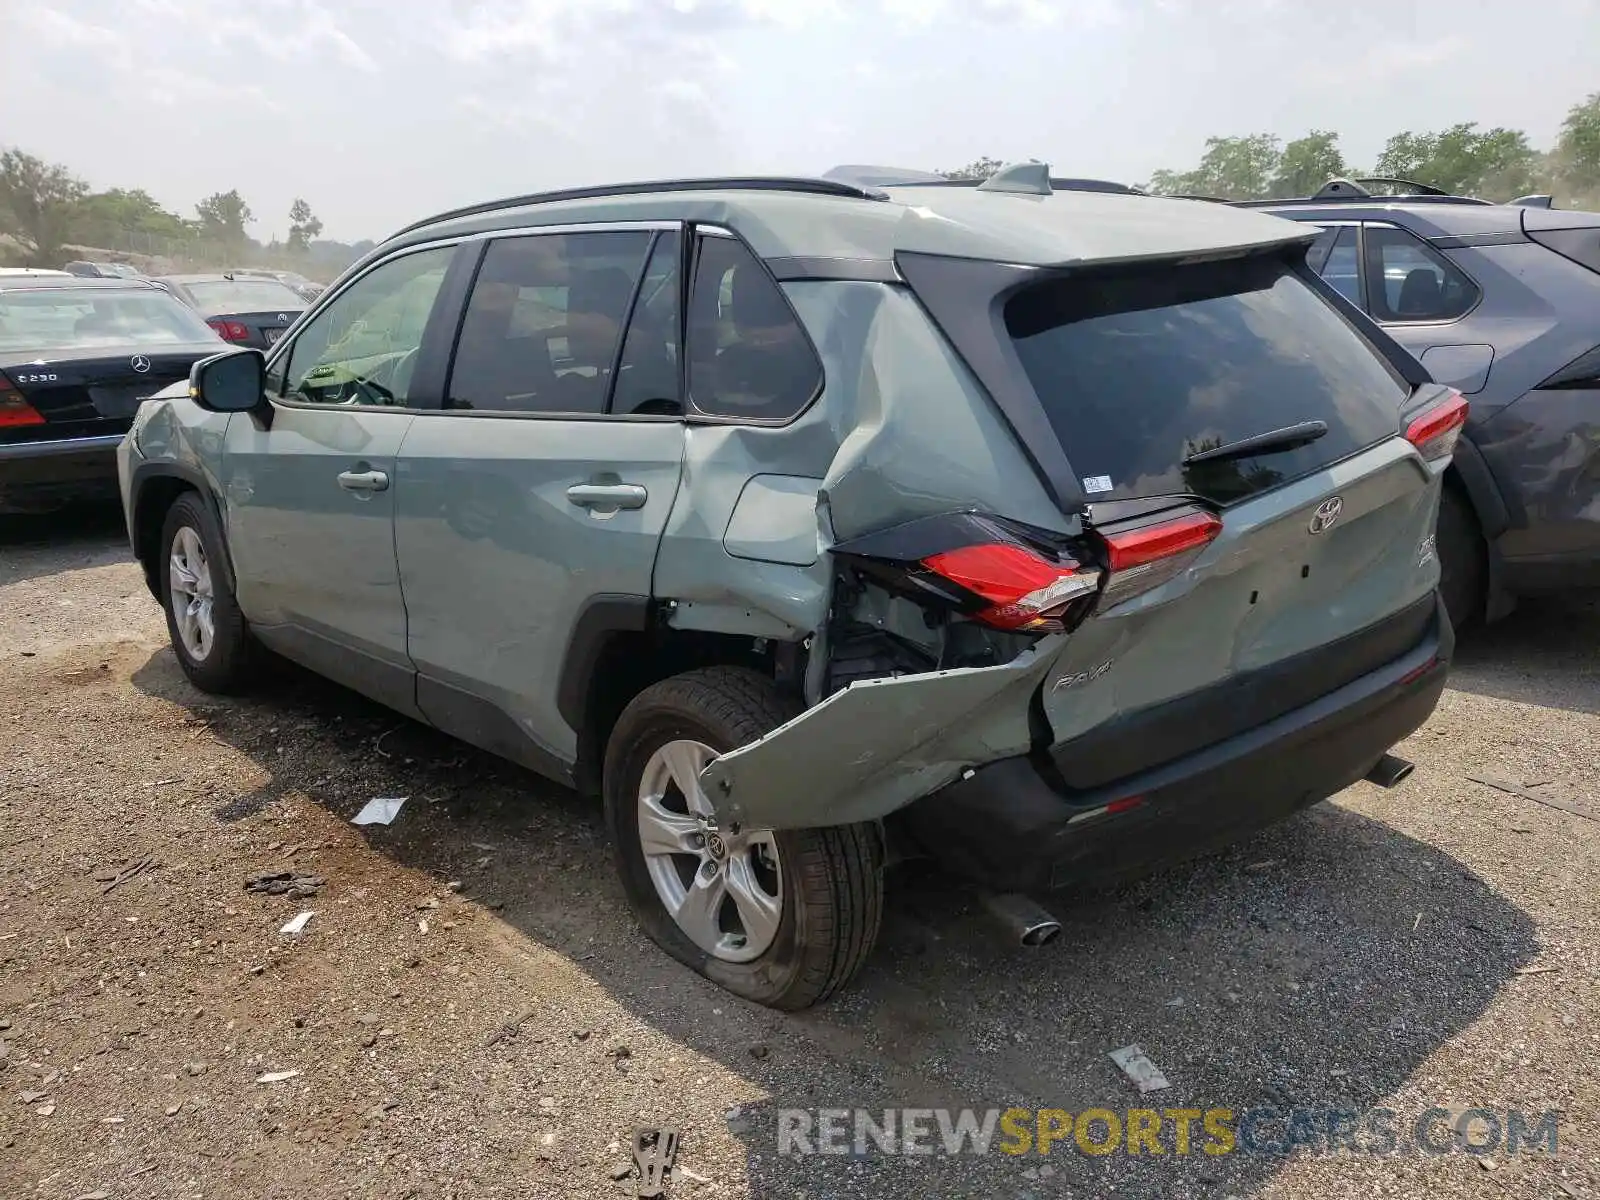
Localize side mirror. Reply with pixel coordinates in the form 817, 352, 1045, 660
189, 349, 266, 415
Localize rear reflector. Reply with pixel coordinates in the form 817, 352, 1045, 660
0, 373, 46, 428
1404, 390, 1469, 461
1097, 510, 1223, 608
1398, 656, 1439, 685
208, 318, 251, 342
921, 542, 1101, 631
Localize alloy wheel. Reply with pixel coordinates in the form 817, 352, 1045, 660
637, 738, 783, 963
168, 526, 215, 663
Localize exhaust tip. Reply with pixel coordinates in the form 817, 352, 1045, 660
1365, 753, 1416, 789
980, 892, 1064, 949
1019, 920, 1063, 947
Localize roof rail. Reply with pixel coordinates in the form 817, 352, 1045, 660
824, 163, 1144, 196
1350, 176, 1450, 197
390, 176, 890, 240
1167, 193, 1233, 204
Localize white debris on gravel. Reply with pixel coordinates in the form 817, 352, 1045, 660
351, 797, 408, 825
279, 911, 315, 936
1109, 1044, 1171, 1093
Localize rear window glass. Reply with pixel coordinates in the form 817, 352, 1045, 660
0, 288, 218, 351
1006, 255, 1407, 505
182, 279, 307, 314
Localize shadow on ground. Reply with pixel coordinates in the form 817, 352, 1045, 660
0, 501, 131, 588
1446, 595, 1600, 717
131, 647, 1539, 1198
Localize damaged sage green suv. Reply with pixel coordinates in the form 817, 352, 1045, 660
118, 163, 1460, 1009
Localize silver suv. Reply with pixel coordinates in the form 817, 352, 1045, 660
118, 164, 1458, 1009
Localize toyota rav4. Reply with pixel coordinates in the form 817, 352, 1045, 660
118, 163, 1458, 1009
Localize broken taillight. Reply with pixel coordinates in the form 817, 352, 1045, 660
921, 542, 1101, 632
0, 372, 45, 429
1404, 389, 1469, 461
1095, 509, 1223, 608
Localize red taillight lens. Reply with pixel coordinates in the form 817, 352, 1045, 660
1405, 390, 1469, 461
921, 543, 1101, 631
0, 373, 46, 428
207, 318, 250, 342
1098, 510, 1223, 608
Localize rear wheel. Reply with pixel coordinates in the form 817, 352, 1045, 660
603, 667, 883, 1010
1436, 483, 1484, 632
160, 492, 257, 693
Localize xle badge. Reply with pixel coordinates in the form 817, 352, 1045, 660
1052, 660, 1113, 694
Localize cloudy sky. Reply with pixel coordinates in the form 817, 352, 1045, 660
10, 0, 1599, 241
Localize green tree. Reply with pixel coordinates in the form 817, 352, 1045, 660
1374, 123, 1537, 200
286, 197, 324, 253
1270, 131, 1349, 198
0, 149, 89, 265
194, 189, 254, 253
1555, 92, 1600, 197
72, 188, 190, 249
939, 156, 1003, 181
1146, 134, 1282, 199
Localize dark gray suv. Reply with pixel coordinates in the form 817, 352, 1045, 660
1251, 178, 1600, 627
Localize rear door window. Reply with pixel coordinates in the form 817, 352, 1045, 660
1005, 254, 1407, 506
447, 230, 652, 415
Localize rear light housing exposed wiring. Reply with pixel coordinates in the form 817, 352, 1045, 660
0, 371, 46, 428
921, 542, 1100, 632
207, 318, 251, 342
833, 505, 1227, 635
1404, 389, 1469, 462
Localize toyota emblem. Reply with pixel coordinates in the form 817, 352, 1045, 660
1308, 496, 1344, 534
130, 354, 151, 374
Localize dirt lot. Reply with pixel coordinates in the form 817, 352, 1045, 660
1, 506, 1597, 1200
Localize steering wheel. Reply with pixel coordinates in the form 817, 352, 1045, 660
339, 346, 419, 407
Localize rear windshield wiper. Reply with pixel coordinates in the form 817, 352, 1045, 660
1182, 420, 1329, 466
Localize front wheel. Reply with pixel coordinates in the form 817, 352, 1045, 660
603, 667, 884, 1010
160, 492, 258, 693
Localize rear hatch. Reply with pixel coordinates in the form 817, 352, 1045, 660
702, 250, 1448, 830
1003, 252, 1440, 768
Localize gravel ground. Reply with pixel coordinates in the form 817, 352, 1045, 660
1, 505, 1596, 1200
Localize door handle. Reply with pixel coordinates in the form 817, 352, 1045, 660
337, 469, 389, 492
566, 483, 647, 510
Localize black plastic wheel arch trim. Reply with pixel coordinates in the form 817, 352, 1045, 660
556, 594, 652, 731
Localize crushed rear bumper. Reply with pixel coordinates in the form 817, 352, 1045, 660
893, 591, 1453, 892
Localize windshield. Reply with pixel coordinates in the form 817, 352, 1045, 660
182, 279, 307, 314
0, 287, 220, 351
1006, 255, 1408, 506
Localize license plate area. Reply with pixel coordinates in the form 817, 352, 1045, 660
264, 327, 285, 345
87, 384, 150, 418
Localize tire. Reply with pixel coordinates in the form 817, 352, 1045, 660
603, 666, 884, 1010
1436, 482, 1485, 632
159, 492, 258, 693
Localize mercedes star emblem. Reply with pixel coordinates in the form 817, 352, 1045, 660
130, 354, 151, 374
1308, 495, 1344, 534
